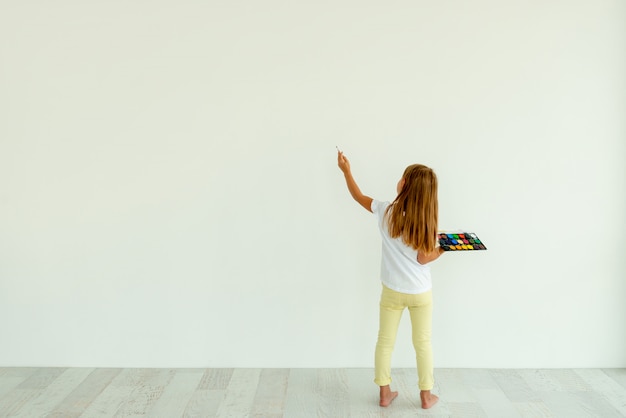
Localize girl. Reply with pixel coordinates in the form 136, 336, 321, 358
337, 150, 443, 410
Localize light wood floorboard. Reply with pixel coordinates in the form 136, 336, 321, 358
13, 368, 95, 418
215, 369, 261, 418
47, 368, 123, 418
0, 368, 624, 417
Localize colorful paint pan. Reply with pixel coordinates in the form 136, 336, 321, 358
437, 231, 487, 252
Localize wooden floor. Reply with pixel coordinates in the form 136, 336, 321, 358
0, 368, 624, 417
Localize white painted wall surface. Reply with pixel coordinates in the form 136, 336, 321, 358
1, 0, 624, 368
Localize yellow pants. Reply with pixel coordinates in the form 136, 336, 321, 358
374, 284, 434, 390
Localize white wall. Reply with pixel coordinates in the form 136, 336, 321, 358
1, 0, 624, 368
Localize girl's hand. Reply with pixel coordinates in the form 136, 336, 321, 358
337, 150, 373, 212
337, 151, 351, 174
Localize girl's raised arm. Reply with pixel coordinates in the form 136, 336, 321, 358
338, 151, 373, 213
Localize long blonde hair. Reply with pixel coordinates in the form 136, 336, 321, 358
384, 164, 438, 253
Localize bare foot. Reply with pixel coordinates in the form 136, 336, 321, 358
420, 390, 439, 409
379, 385, 398, 407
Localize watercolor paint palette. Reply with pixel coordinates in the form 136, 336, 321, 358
438, 232, 487, 251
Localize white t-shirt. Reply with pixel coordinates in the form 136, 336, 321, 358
371, 199, 432, 294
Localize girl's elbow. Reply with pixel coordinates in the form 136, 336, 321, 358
418, 249, 443, 265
